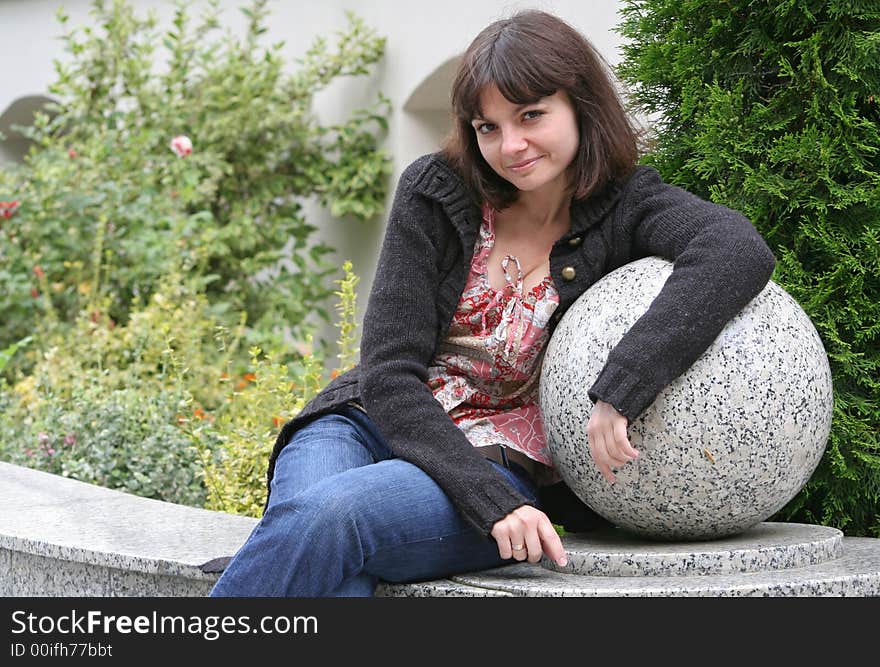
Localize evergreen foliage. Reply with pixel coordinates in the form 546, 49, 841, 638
617, 0, 879, 535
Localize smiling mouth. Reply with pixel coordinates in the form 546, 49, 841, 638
507, 156, 542, 170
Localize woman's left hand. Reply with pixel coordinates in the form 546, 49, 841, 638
587, 400, 639, 484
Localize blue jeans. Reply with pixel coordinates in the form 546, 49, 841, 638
209, 405, 539, 597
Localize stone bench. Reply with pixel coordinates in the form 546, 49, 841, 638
0, 460, 496, 596
0, 461, 255, 596
3, 461, 879, 597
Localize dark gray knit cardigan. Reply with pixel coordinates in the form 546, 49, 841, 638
266, 152, 777, 538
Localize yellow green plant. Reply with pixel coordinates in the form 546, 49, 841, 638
0, 267, 232, 505
194, 261, 361, 517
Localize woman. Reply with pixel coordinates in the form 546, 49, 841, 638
210, 10, 776, 597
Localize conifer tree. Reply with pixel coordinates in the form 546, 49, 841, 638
617, 0, 879, 535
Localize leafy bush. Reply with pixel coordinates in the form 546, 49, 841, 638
191, 261, 360, 517
618, 0, 880, 535
1, 259, 359, 510
0, 268, 224, 505
0, 0, 386, 508
8, 385, 206, 507
0, 0, 390, 367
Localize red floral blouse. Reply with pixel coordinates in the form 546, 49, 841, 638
427, 205, 561, 480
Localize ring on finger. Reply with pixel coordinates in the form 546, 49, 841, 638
512, 543, 525, 551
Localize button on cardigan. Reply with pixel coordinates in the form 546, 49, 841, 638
266, 152, 777, 538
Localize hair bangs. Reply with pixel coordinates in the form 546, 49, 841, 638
490, 35, 559, 106
459, 34, 559, 122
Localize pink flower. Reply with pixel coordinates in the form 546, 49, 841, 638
0, 200, 20, 219
64, 433, 77, 447
38, 433, 55, 457
68, 149, 77, 158
169, 135, 193, 157
33, 265, 45, 280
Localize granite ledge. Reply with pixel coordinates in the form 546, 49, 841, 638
541, 522, 843, 577
450, 538, 880, 597
0, 462, 256, 580
4, 461, 878, 598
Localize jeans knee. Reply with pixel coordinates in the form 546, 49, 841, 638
287, 412, 357, 448
286, 407, 392, 464
268, 484, 362, 543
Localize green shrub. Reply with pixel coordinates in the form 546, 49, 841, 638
0, 258, 359, 512
191, 261, 360, 517
0, 266, 230, 505
0, 0, 390, 369
11, 385, 206, 507
618, 0, 880, 535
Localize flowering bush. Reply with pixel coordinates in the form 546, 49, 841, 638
0, 266, 223, 504
0, 0, 390, 367
0, 259, 359, 508
5, 384, 206, 507
0, 0, 385, 507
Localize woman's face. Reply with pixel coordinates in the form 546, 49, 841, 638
471, 84, 580, 198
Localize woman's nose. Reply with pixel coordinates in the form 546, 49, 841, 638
501, 127, 528, 156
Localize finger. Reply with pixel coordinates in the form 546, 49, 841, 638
591, 427, 618, 483
603, 428, 631, 467
537, 518, 567, 566
601, 462, 616, 484
607, 450, 631, 468
523, 523, 543, 564
598, 421, 630, 466
596, 452, 616, 483
588, 420, 608, 465
511, 533, 528, 561
613, 419, 639, 459
491, 525, 514, 560
503, 518, 528, 561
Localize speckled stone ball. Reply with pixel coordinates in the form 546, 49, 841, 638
540, 256, 833, 540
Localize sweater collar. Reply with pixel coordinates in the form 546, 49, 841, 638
410, 155, 481, 256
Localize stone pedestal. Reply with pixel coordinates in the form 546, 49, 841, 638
377, 522, 880, 596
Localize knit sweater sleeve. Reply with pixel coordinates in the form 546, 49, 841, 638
358, 157, 534, 538
587, 166, 777, 421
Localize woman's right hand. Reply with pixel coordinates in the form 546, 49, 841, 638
490, 505, 568, 567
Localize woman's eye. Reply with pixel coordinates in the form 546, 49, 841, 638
523, 110, 543, 121
476, 123, 496, 135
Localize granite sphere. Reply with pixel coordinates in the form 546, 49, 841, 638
540, 256, 833, 540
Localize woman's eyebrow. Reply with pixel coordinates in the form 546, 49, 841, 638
472, 101, 544, 123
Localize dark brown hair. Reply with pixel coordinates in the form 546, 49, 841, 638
443, 10, 639, 209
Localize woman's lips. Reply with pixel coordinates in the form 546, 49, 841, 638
507, 156, 542, 171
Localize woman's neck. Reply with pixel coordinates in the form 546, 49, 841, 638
505, 184, 572, 231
